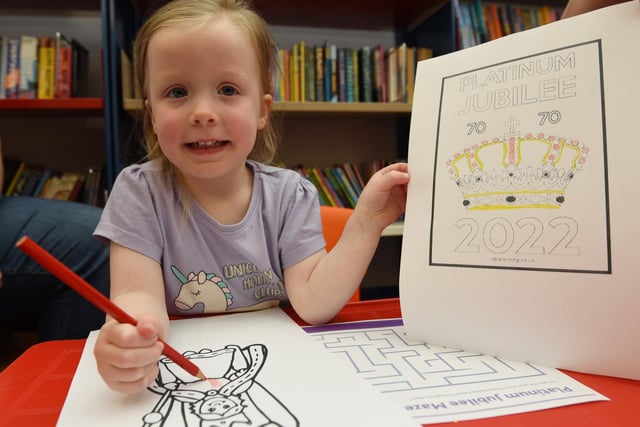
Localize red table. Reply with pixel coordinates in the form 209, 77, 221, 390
1, 298, 638, 426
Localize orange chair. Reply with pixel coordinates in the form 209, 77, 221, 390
319, 205, 360, 302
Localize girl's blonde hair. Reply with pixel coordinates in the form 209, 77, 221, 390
133, 0, 278, 183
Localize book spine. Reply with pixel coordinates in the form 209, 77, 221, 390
359, 46, 372, 102
33, 169, 52, 198
281, 49, 290, 101
317, 167, 346, 208
37, 37, 56, 99
4, 37, 21, 99
305, 46, 315, 102
291, 43, 299, 102
314, 46, 324, 103
303, 168, 330, 206
0, 36, 7, 98
337, 47, 346, 102
351, 48, 359, 103
324, 44, 331, 101
341, 163, 363, 195
310, 167, 339, 207
18, 35, 38, 99
332, 167, 359, 208
329, 44, 338, 102
345, 48, 355, 103
385, 47, 398, 103
323, 167, 351, 207
298, 41, 305, 102
397, 43, 407, 102
5, 162, 26, 196
55, 33, 73, 99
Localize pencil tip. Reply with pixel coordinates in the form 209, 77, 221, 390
196, 370, 206, 380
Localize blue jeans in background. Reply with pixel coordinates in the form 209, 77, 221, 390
0, 196, 109, 341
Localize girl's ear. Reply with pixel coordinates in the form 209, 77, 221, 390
257, 94, 273, 129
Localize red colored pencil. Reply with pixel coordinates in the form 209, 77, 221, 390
16, 235, 206, 380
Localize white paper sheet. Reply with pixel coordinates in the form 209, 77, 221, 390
400, 1, 640, 380
56, 308, 418, 427
306, 319, 607, 424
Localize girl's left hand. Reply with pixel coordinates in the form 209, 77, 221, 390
355, 162, 410, 233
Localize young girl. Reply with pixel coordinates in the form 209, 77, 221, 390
93, 0, 409, 393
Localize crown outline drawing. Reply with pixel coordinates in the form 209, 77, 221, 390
446, 133, 589, 210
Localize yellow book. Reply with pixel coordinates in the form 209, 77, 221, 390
37, 37, 55, 99
5, 162, 25, 196
299, 40, 305, 102
291, 43, 300, 102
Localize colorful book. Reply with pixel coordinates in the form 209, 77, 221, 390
298, 40, 305, 102
328, 44, 338, 102
18, 35, 38, 99
397, 43, 407, 102
305, 45, 315, 102
314, 45, 324, 103
358, 46, 373, 102
351, 47, 359, 103
55, 32, 73, 98
322, 166, 351, 208
0, 36, 7, 98
39, 172, 85, 201
341, 162, 363, 196
337, 47, 346, 102
385, 46, 399, 103
316, 167, 346, 208
37, 36, 56, 99
4, 37, 21, 99
331, 167, 359, 208
344, 48, 355, 103
309, 167, 339, 207
372, 44, 386, 102
8, 164, 47, 197
4, 161, 26, 196
302, 168, 329, 206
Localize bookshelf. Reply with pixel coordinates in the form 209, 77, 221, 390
0, 0, 106, 198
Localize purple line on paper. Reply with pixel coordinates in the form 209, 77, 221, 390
303, 318, 403, 333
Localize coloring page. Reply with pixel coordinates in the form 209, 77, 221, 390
400, 1, 640, 380
56, 309, 418, 427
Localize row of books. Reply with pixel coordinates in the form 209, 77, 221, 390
292, 161, 391, 208
275, 43, 433, 104
0, 32, 89, 100
453, 1, 563, 49
3, 160, 105, 206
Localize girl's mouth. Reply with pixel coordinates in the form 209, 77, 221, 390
188, 140, 229, 148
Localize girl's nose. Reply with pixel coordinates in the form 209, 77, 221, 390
190, 99, 218, 126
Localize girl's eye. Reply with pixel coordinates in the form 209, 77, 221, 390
168, 87, 187, 98
218, 85, 238, 96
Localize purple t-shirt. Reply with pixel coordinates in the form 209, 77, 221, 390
94, 159, 325, 316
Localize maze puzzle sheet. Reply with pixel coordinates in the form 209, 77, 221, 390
306, 319, 606, 424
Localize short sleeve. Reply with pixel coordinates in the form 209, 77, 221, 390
278, 175, 325, 269
93, 164, 165, 262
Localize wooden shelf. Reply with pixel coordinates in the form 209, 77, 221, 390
0, 98, 103, 111
123, 98, 410, 114
382, 221, 404, 237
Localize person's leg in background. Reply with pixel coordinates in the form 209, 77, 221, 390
0, 196, 109, 341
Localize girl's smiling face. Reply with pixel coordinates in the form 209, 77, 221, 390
145, 16, 272, 183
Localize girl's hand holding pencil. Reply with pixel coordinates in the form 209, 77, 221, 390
15, 236, 206, 394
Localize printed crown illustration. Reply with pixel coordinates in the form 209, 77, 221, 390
446, 133, 588, 209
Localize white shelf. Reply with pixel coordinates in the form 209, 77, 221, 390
382, 221, 404, 237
